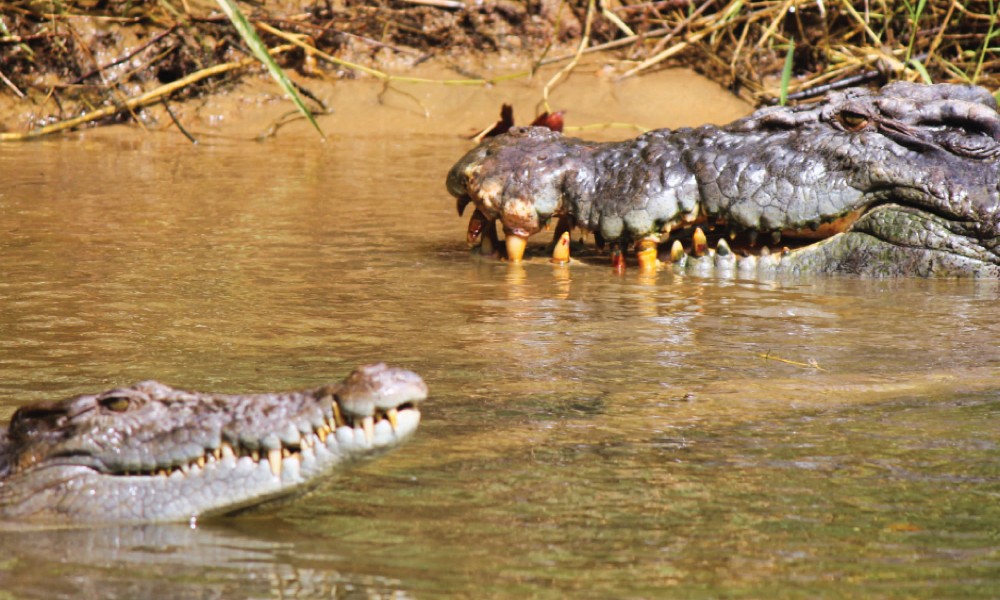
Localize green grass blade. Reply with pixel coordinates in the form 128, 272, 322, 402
215, 0, 325, 138
903, 0, 927, 64
907, 57, 932, 84
779, 37, 794, 106
972, 0, 997, 83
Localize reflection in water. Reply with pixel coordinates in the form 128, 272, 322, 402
0, 521, 412, 599
0, 127, 999, 597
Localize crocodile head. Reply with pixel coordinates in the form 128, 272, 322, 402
447, 82, 1000, 277
0, 363, 426, 524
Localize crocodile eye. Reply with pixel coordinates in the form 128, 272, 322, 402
100, 396, 131, 412
837, 111, 870, 131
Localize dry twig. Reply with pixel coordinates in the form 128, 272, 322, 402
0, 45, 295, 142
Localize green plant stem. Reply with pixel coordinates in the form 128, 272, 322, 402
215, 0, 324, 138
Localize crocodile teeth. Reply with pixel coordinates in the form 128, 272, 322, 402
221, 443, 236, 460
716, 238, 732, 256
637, 239, 658, 272
317, 424, 330, 443
362, 416, 375, 444
331, 401, 345, 428
268, 448, 283, 478
670, 239, 685, 262
196, 456, 206, 469
505, 234, 527, 263
692, 227, 708, 257
386, 408, 399, 431
551, 231, 570, 264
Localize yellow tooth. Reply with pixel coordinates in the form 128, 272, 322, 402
551, 231, 571, 264
332, 402, 345, 428
637, 239, 658, 272
251, 450, 260, 462
212, 448, 222, 461
692, 227, 708, 256
196, 456, 206, 469
386, 408, 399, 431
670, 239, 685, 262
317, 424, 330, 443
301, 435, 313, 450
505, 234, 527, 263
268, 449, 282, 478
221, 443, 235, 460
637, 247, 657, 271
362, 416, 375, 444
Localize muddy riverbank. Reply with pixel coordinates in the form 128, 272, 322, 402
1, 1, 996, 138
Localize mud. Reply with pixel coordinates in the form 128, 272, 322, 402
2, 1, 996, 138
0, 1, 585, 134
153, 60, 748, 142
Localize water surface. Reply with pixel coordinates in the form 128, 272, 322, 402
1, 73, 999, 598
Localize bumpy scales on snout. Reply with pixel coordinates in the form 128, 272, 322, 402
447, 82, 1000, 277
0, 363, 426, 524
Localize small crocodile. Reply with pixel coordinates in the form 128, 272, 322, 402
0, 363, 426, 524
447, 82, 1000, 277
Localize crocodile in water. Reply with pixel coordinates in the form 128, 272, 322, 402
447, 82, 1000, 277
0, 363, 426, 524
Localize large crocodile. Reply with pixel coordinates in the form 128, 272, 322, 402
447, 82, 1000, 277
0, 363, 426, 524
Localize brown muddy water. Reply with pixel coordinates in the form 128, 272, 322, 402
1, 69, 999, 599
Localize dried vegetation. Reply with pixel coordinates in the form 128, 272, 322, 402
0, 0, 997, 138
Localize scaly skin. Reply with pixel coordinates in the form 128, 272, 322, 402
0, 363, 426, 524
447, 82, 1000, 277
